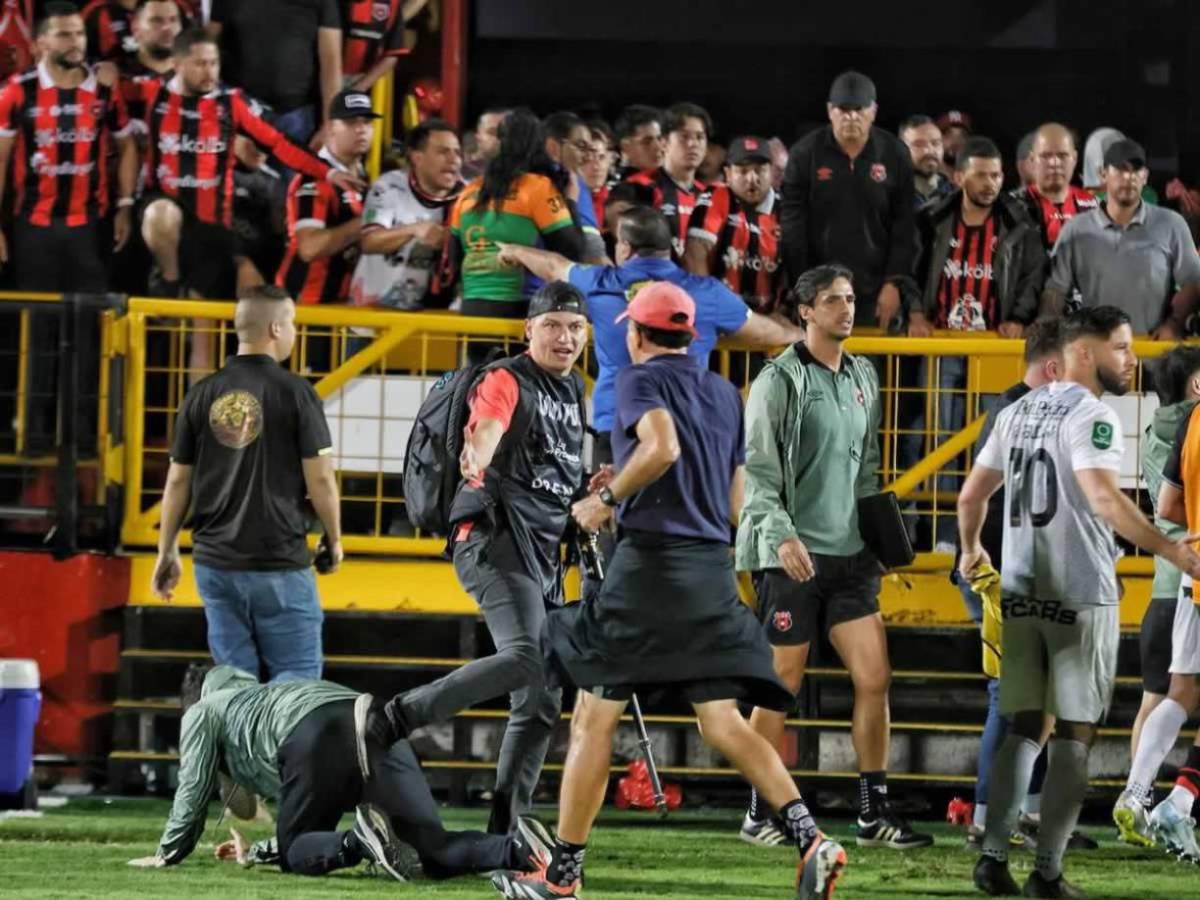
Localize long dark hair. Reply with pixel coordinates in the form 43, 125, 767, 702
475, 107, 569, 211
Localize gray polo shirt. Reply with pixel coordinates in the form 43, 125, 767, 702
1046, 201, 1200, 334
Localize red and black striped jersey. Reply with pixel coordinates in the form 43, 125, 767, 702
0, 61, 133, 226
687, 185, 782, 313
624, 167, 705, 258
276, 147, 365, 304
935, 211, 1000, 330
341, 0, 407, 78
82, 0, 197, 63
130, 76, 330, 227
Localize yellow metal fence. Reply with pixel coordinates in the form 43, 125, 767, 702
0, 292, 1174, 584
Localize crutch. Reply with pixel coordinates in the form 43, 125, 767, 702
579, 530, 669, 817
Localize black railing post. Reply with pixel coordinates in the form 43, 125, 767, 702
53, 294, 81, 559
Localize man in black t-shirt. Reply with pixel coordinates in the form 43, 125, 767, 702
151, 285, 342, 682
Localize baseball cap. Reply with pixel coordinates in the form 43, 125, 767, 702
1103, 138, 1147, 170
935, 110, 973, 133
329, 89, 382, 120
615, 282, 698, 336
527, 281, 586, 319
727, 136, 771, 165
828, 71, 876, 108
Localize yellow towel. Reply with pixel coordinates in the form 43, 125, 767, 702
969, 564, 1002, 678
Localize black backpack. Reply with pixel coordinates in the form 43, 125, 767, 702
403, 350, 511, 537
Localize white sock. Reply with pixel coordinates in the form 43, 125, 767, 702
1168, 784, 1196, 818
1127, 699, 1189, 805
1035, 739, 1090, 881
973, 802, 988, 830
1023, 795, 1041, 818
982, 736, 1041, 862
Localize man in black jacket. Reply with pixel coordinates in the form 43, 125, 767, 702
904, 136, 1046, 549
780, 70, 916, 329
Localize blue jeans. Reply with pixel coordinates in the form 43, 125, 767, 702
195, 564, 324, 682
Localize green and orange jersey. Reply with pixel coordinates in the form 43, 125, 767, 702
449, 172, 574, 300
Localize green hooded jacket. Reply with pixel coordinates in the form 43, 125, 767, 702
1144, 399, 1196, 600
156, 666, 358, 865
736, 343, 881, 571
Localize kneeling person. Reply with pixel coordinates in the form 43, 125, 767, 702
127, 665, 549, 879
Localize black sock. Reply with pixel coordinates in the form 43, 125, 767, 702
545, 838, 586, 887
748, 787, 762, 821
859, 771, 888, 820
779, 798, 819, 855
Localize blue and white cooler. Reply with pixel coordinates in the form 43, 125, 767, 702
0, 659, 41, 809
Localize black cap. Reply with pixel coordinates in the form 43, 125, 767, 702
727, 136, 771, 165
329, 89, 382, 120
828, 71, 876, 108
1103, 138, 1147, 170
527, 281, 586, 319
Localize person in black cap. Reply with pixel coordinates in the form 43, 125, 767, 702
357, 281, 589, 836
1043, 137, 1200, 338
276, 88, 380, 308
685, 135, 784, 315
780, 70, 917, 329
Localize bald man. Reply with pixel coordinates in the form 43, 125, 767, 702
152, 284, 343, 682
1011, 122, 1098, 250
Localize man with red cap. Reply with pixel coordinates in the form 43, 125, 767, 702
488, 282, 848, 900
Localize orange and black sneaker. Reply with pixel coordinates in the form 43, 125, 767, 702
796, 833, 847, 900
491, 866, 581, 899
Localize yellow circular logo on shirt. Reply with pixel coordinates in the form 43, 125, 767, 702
208, 390, 263, 449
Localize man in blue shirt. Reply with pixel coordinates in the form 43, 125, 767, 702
488, 283, 846, 900
498, 205, 801, 437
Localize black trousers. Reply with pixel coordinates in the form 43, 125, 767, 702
276, 700, 516, 878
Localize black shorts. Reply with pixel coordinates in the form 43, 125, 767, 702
138, 193, 236, 298
1141, 598, 1177, 695
753, 548, 881, 646
13, 219, 109, 293
586, 677, 750, 705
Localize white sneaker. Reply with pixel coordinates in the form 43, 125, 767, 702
739, 813, 789, 847
1149, 799, 1200, 862
1113, 789, 1155, 848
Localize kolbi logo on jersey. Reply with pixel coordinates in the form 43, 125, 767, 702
35, 126, 97, 147
158, 133, 228, 155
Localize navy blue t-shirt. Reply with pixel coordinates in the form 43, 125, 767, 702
568, 256, 751, 432
613, 353, 745, 543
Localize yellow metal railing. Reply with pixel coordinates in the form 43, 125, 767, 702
0, 290, 1178, 581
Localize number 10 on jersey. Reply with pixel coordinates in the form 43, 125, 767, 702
1008, 447, 1059, 528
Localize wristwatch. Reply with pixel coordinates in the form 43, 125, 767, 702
598, 486, 618, 507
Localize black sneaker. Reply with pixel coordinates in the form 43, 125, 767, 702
353, 693, 406, 781
973, 855, 1020, 896
856, 806, 934, 849
1022, 870, 1088, 899
740, 813, 789, 847
352, 803, 420, 882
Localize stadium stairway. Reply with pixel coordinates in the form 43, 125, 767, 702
108, 603, 1177, 809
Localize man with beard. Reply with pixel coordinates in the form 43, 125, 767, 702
0, 1, 138, 293
900, 114, 952, 210
781, 71, 916, 329
82, 0, 194, 63
908, 137, 1044, 549
626, 101, 710, 257
275, 89, 374, 306
1011, 123, 1097, 251
1043, 139, 1200, 339
684, 135, 782, 314
959, 306, 1200, 898
350, 118, 463, 310
121, 0, 179, 80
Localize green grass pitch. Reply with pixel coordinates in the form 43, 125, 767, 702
1, 798, 1196, 898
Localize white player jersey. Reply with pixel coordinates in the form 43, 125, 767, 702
975, 381, 1124, 608
349, 170, 450, 310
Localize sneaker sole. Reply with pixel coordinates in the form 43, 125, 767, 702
855, 836, 934, 849
1113, 806, 1155, 848
1149, 817, 1200, 859
814, 841, 847, 899
355, 805, 409, 882
353, 693, 373, 782
491, 870, 578, 899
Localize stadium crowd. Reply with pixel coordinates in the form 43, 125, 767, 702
12, 3, 1200, 900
